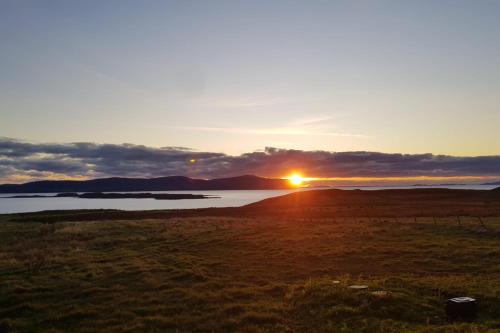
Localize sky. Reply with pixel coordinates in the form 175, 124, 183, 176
1, 1, 500, 183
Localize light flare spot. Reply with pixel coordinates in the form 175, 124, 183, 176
288, 173, 304, 186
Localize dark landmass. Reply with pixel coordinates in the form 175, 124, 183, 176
243, 187, 500, 219
2, 195, 49, 198
412, 183, 467, 186
0, 175, 292, 193
483, 181, 500, 185
1, 187, 500, 332
75, 192, 217, 200
305, 185, 330, 188
3, 192, 217, 200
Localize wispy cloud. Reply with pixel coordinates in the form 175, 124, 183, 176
201, 95, 291, 108
199, 91, 328, 109
172, 116, 368, 138
287, 116, 335, 126
176, 126, 368, 138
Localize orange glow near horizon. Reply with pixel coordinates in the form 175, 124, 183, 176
284, 173, 320, 186
287, 173, 305, 186
278, 174, 500, 187
291, 175, 499, 183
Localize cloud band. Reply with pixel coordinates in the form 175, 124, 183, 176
1, 138, 500, 183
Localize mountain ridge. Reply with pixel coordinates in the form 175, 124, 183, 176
0, 175, 293, 193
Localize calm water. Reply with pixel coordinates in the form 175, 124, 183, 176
0, 190, 300, 214
0, 185, 497, 214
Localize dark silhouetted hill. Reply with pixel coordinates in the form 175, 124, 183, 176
0, 175, 293, 193
483, 181, 500, 185
243, 188, 500, 217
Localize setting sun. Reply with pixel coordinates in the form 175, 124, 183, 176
288, 173, 304, 186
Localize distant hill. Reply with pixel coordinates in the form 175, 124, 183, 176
0, 175, 293, 193
483, 181, 500, 185
243, 187, 500, 217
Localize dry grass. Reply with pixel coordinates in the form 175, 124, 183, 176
1, 189, 500, 332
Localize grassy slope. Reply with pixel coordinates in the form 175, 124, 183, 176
1, 189, 500, 332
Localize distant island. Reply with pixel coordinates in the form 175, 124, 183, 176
482, 181, 500, 185
3, 192, 217, 200
411, 183, 468, 186
0, 175, 293, 193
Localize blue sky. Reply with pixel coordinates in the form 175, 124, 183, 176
1, 1, 500, 182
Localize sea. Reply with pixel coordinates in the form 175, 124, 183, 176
0, 185, 497, 214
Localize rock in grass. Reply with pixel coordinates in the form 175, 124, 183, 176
371, 290, 391, 297
348, 285, 368, 290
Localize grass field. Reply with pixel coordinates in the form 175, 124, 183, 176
1, 189, 500, 332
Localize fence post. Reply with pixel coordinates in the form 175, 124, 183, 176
477, 216, 485, 228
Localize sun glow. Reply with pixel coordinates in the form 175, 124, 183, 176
288, 173, 305, 186
279, 175, 500, 187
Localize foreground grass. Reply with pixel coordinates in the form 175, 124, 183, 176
1, 210, 500, 332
